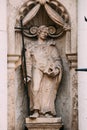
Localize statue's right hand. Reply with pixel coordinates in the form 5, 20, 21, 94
24, 76, 31, 83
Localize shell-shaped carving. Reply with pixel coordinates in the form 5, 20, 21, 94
16, 0, 70, 24
26, 1, 35, 7
16, 0, 70, 38
50, 0, 59, 6
58, 6, 65, 13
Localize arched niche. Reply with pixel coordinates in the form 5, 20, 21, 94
15, 0, 71, 58
14, 1, 74, 130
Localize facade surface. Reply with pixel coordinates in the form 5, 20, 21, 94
7, 0, 77, 130
0, 0, 87, 130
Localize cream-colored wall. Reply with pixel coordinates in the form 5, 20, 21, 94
78, 0, 87, 130
0, 0, 7, 130
0, 0, 87, 130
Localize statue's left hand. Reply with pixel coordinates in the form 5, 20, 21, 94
46, 67, 60, 77
53, 68, 60, 75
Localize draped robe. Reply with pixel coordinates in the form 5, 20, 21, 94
25, 40, 62, 115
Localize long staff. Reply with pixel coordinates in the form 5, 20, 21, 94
15, 18, 30, 115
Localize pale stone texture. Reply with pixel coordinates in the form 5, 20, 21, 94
58, 0, 77, 53
0, 0, 7, 130
78, 0, 87, 129
70, 69, 78, 130
26, 117, 62, 123
7, 0, 28, 54
15, 66, 28, 130
0, 0, 7, 31
25, 117, 63, 130
8, 68, 15, 130
7, 0, 77, 130
78, 0, 87, 30
25, 26, 63, 118
0, 31, 7, 130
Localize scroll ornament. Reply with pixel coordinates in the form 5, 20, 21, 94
16, 0, 70, 38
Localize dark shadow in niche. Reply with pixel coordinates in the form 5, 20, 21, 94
15, 65, 28, 130
55, 56, 70, 130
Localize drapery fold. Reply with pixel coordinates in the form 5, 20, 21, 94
23, 3, 40, 25
23, 1, 64, 27
44, 3, 64, 27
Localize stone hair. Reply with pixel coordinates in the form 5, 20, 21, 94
37, 25, 48, 35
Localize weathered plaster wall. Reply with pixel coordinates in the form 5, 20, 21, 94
0, 0, 7, 130
55, 36, 71, 130
58, 0, 77, 54
78, 0, 87, 130
15, 66, 28, 130
7, 0, 77, 130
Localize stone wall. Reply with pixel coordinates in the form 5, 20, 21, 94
7, 0, 78, 130
78, 0, 87, 130
0, 0, 7, 130
15, 66, 28, 130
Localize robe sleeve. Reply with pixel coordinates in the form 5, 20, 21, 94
51, 46, 62, 68
25, 48, 32, 78
49, 46, 63, 79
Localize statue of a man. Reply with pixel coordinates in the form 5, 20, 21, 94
25, 25, 62, 118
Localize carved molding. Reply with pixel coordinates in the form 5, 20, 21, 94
71, 72, 78, 130
15, 0, 72, 65
66, 53, 77, 68
17, 25, 70, 38
16, 0, 70, 25
7, 55, 21, 68
15, 0, 71, 39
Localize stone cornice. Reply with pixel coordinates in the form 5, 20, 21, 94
66, 53, 77, 68
7, 54, 21, 68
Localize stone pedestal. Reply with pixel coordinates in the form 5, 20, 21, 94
25, 117, 63, 130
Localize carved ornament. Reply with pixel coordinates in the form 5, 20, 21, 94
16, 0, 70, 38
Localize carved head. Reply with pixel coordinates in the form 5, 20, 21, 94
37, 25, 48, 40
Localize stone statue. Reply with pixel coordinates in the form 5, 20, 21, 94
25, 25, 62, 118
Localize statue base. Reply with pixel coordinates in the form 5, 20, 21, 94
25, 117, 63, 130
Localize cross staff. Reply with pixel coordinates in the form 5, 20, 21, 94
15, 18, 30, 115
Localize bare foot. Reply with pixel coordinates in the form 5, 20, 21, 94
29, 111, 39, 119
45, 113, 53, 118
